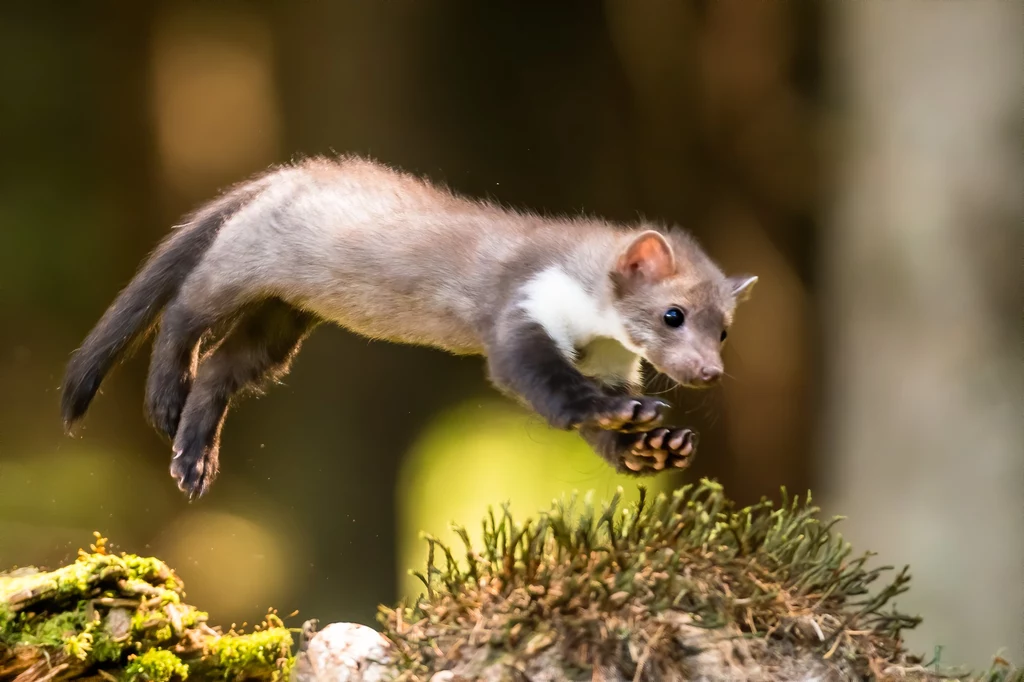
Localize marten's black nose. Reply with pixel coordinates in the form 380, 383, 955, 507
700, 366, 723, 383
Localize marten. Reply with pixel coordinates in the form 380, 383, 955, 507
60, 156, 757, 499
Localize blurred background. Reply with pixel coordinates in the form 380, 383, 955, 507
0, 0, 1020, 670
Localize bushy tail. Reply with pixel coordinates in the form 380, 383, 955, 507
60, 187, 253, 431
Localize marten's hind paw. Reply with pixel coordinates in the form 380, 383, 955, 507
169, 442, 219, 500
620, 427, 697, 473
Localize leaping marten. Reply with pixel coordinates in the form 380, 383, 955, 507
61, 156, 757, 499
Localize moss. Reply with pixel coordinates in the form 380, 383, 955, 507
0, 542, 183, 625
123, 649, 190, 682
90, 629, 126, 662
1, 536, 294, 681
199, 615, 294, 681
0, 603, 14, 634
12, 605, 89, 648
378, 479, 947, 679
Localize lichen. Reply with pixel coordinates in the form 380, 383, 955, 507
123, 649, 190, 682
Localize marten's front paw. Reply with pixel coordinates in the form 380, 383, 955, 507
563, 395, 669, 432
620, 427, 697, 473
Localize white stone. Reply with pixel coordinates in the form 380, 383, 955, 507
299, 622, 392, 682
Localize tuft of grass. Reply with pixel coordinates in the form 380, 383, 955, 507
380, 479, 964, 679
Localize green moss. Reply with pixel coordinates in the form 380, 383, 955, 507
1, 538, 293, 680
201, 619, 294, 681
91, 629, 127, 662
12, 605, 88, 648
0, 553, 182, 619
129, 604, 207, 641
0, 602, 14, 634
15, 605, 85, 653
123, 649, 190, 682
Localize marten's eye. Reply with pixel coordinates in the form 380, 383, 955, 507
663, 307, 685, 328
720, 329, 728, 342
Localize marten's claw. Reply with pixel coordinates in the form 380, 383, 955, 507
588, 396, 669, 432
169, 443, 218, 500
621, 427, 697, 473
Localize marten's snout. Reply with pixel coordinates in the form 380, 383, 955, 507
663, 360, 723, 389
699, 366, 723, 384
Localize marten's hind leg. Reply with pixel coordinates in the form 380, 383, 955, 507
170, 299, 319, 498
144, 287, 248, 441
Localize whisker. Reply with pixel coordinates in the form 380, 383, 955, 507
648, 382, 677, 396
647, 371, 680, 397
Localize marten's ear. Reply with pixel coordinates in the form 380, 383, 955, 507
614, 231, 676, 286
728, 275, 758, 304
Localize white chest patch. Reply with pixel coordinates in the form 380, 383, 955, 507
518, 266, 643, 384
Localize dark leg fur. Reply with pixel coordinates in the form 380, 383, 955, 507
144, 300, 224, 440
170, 299, 318, 499
486, 321, 670, 433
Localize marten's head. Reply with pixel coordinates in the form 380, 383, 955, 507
610, 230, 756, 389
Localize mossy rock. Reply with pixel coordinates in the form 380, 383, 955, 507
0, 535, 293, 681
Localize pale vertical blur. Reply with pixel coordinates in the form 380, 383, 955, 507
821, 0, 1023, 666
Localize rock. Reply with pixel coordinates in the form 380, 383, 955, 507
292, 622, 393, 682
